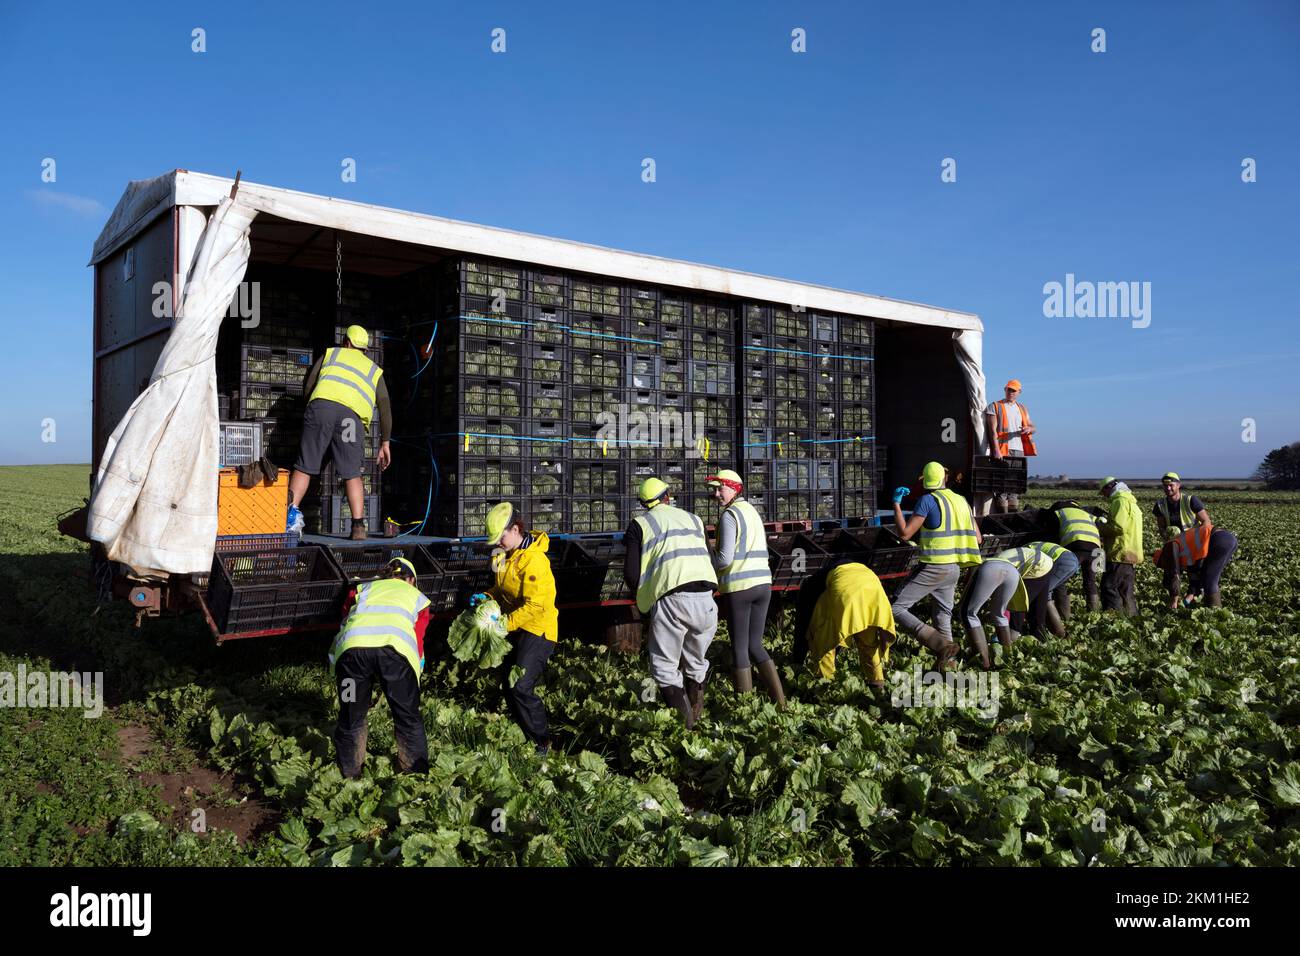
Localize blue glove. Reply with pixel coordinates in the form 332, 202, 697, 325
469, 592, 488, 607
893, 486, 910, 504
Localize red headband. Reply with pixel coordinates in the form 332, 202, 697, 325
708, 476, 744, 494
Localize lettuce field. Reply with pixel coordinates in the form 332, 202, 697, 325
2, 464, 1299, 866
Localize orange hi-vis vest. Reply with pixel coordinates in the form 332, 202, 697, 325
993, 400, 1038, 457
1154, 523, 1213, 570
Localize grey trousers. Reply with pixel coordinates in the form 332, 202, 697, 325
960, 560, 1020, 628
891, 563, 961, 640
647, 589, 718, 688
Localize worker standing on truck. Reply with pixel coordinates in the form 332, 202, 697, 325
472, 503, 560, 755
1153, 472, 1211, 542
957, 546, 1053, 668
624, 477, 719, 729
1046, 499, 1104, 614
1153, 523, 1239, 609
984, 379, 1037, 513
328, 557, 431, 779
286, 325, 393, 541
891, 462, 983, 670
705, 468, 783, 707
794, 561, 897, 691
1097, 477, 1144, 616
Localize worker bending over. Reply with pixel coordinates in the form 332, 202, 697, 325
474, 502, 560, 755
624, 478, 718, 729
287, 325, 393, 540
958, 547, 1053, 668
891, 461, 983, 669
1046, 499, 1103, 613
996, 542, 1076, 638
1154, 472, 1211, 542
985, 379, 1037, 513
328, 557, 431, 778
794, 562, 897, 690
1097, 477, 1144, 616
1153, 523, 1239, 609
706, 469, 783, 706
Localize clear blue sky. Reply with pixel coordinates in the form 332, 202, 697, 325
2, 0, 1297, 476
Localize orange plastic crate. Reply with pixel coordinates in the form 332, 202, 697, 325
218, 468, 289, 535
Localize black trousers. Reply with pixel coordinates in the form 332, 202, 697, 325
1065, 542, 1101, 602
334, 646, 429, 778
1010, 574, 1053, 635
1101, 562, 1137, 615
721, 585, 773, 669
505, 631, 555, 744
1191, 530, 1239, 596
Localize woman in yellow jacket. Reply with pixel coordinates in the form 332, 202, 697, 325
472, 502, 560, 755
794, 561, 897, 691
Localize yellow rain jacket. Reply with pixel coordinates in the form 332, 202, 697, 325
489, 532, 560, 642
808, 564, 897, 682
1101, 489, 1145, 565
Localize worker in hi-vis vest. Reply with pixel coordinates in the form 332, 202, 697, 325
1097, 477, 1144, 616
1046, 499, 1104, 613
705, 468, 783, 707
1153, 522, 1238, 610
287, 325, 393, 540
958, 546, 1053, 669
985, 379, 1037, 513
891, 461, 983, 670
1153, 472, 1211, 543
623, 477, 719, 729
328, 557, 431, 779
997, 541, 1077, 639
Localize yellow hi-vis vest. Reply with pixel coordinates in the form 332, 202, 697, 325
994, 546, 1055, 580
328, 578, 430, 678
917, 488, 983, 567
1155, 495, 1198, 541
633, 504, 718, 613
309, 347, 383, 427
1057, 506, 1102, 549
718, 498, 772, 594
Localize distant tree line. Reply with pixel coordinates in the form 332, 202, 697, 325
1253, 442, 1300, 490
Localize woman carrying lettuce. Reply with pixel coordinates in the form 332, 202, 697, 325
470, 502, 560, 755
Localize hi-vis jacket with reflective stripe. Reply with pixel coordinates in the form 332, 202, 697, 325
329, 578, 431, 678
999, 541, 1067, 575
992, 400, 1038, 456
308, 347, 383, 427
633, 504, 718, 613
490, 532, 560, 642
1155, 495, 1199, 541
1056, 506, 1102, 549
718, 498, 772, 594
1153, 523, 1213, 570
917, 488, 983, 567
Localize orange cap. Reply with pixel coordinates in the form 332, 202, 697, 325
1005, 379, 1022, 391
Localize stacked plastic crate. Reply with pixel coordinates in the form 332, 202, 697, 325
832, 314, 876, 518
680, 299, 737, 523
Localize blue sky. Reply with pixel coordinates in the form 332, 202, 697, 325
1, 0, 1296, 476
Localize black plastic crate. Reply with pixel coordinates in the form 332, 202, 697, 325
320, 495, 383, 536
842, 434, 875, 459
690, 395, 734, 431
838, 343, 874, 369
690, 299, 736, 333
690, 426, 735, 464
457, 458, 524, 498
826, 527, 916, 576
740, 360, 770, 398
813, 490, 839, 521
689, 360, 734, 395
523, 457, 565, 498
460, 258, 526, 303
839, 401, 873, 434
744, 395, 771, 428
524, 304, 567, 343
237, 383, 304, 420
526, 381, 567, 420
743, 304, 770, 336
523, 341, 566, 384
450, 335, 524, 379
812, 313, 838, 342
768, 531, 827, 586
842, 368, 872, 404
321, 461, 384, 497
571, 460, 623, 496
773, 398, 812, 432
773, 459, 815, 492
193, 532, 298, 588
840, 460, 876, 489
574, 536, 631, 601
970, 455, 1029, 495
771, 428, 812, 458
568, 313, 626, 350
571, 385, 623, 425
207, 546, 344, 633
525, 496, 567, 534
571, 348, 623, 388
839, 315, 874, 347
523, 419, 569, 458
688, 328, 734, 363
771, 306, 811, 340
569, 278, 624, 318
527, 270, 567, 308
627, 286, 660, 323
737, 460, 771, 495
240, 345, 314, 390
660, 357, 687, 393
813, 401, 838, 431
659, 321, 686, 360
628, 351, 660, 390
814, 365, 837, 404
571, 422, 624, 460
422, 540, 495, 612
428, 495, 505, 538
808, 430, 840, 460
550, 539, 605, 604
453, 306, 527, 337
325, 542, 443, 593
570, 497, 627, 534
455, 377, 526, 419
455, 418, 526, 458
841, 489, 876, 518
771, 490, 812, 522
742, 427, 774, 459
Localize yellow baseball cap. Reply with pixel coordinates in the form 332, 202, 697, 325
1162, 472, 1180, 483
388, 557, 418, 579
345, 325, 369, 348
485, 501, 514, 545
